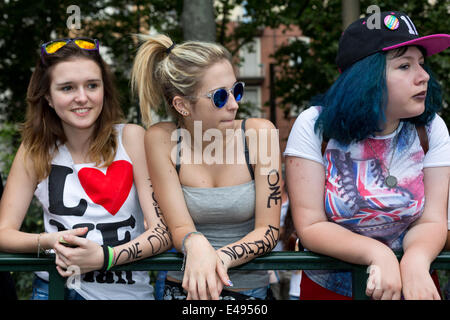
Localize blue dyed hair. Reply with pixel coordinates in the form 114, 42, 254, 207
313, 47, 442, 145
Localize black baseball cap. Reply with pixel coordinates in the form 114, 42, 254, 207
336, 11, 450, 71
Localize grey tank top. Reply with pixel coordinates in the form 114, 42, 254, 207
167, 120, 269, 289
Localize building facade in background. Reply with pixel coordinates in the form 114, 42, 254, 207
237, 24, 305, 156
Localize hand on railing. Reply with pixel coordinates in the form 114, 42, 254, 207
53, 233, 103, 276
365, 249, 402, 300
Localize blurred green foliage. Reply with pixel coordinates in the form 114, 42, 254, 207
269, 0, 449, 121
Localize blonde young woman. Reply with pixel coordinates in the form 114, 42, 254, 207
132, 35, 281, 300
0, 38, 171, 300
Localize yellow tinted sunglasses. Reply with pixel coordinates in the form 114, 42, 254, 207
41, 38, 99, 56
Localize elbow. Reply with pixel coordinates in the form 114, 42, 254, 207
445, 230, 450, 251
0, 228, 14, 253
294, 221, 327, 252
296, 229, 315, 252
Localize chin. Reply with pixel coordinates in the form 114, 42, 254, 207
410, 105, 426, 118
401, 102, 426, 119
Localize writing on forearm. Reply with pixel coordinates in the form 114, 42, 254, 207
113, 186, 172, 265
267, 169, 281, 208
147, 187, 172, 255
147, 221, 171, 255
114, 242, 143, 265
220, 225, 279, 261
151, 184, 163, 218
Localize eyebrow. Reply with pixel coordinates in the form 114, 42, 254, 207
391, 55, 425, 62
55, 79, 102, 86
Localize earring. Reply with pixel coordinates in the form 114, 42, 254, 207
181, 111, 189, 117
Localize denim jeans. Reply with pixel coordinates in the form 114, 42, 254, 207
238, 286, 268, 300
163, 279, 269, 300
30, 275, 85, 300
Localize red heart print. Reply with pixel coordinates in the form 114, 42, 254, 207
78, 160, 133, 215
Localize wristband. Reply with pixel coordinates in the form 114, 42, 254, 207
181, 231, 202, 272
37, 233, 50, 258
107, 246, 114, 271
181, 231, 202, 254
37, 233, 42, 258
99, 245, 110, 272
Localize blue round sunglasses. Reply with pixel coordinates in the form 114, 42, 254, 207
190, 82, 245, 108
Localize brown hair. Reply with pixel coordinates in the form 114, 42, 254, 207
22, 41, 124, 181
131, 34, 232, 128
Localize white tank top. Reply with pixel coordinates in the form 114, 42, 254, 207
34, 124, 153, 300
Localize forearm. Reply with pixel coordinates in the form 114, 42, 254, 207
445, 230, 450, 251
113, 222, 172, 266
401, 221, 447, 267
218, 224, 279, 269
299, 221, 396, 266
0, 228, 43, 253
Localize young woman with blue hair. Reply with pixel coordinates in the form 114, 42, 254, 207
285, 11, 450, 300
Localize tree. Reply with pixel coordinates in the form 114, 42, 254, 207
342, 0, 360, 29
182, 0, 216, 41
265, 0, 449, 125
0, 0, 184, 126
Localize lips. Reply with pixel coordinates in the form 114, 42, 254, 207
412, 91, 427, 99
72, 107, 92, 115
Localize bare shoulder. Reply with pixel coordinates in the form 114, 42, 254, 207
16, 143, 37, 174
122, 123, 145, 140
244, 118, 277, 131
144, 121, 179, 157
8, 142, 38, 185
243, 118, 278, 141
119, 124, 146, 163
121, 123, 146, 149
145, 122, 177, 143
242, 119, 280, 165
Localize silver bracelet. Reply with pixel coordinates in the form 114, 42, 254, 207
37, 233, 43, 258
181, 231, 202, 255
180, 231, 202, 271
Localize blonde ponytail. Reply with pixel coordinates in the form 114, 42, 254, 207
131, 34, 232, 128
131, 34, 172, 128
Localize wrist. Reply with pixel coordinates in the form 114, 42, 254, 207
400, 250, 430, 272
39, 232, 52, 250
217, 249, 232, 269
368, 245, 397, 266
182, 231, 203, 254
96, 245, 106, 269
100, 245, 115, 272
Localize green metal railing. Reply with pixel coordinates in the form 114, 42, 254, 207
1, 251, 449, 300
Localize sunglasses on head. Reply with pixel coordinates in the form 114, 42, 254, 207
40, 38, 99, 56
194, 82, 245, 109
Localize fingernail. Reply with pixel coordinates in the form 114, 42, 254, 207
227, 280, 233, 287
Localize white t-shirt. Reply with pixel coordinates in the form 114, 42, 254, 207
289, 271, 302, 298
34, 124, 154, 300
284, 107, 450, 296
448, 185, 450, 230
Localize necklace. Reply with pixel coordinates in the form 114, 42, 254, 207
366, 131, 400, 188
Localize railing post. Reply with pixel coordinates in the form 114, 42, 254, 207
48, 267, 66, 300
352, 266, 370, 300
